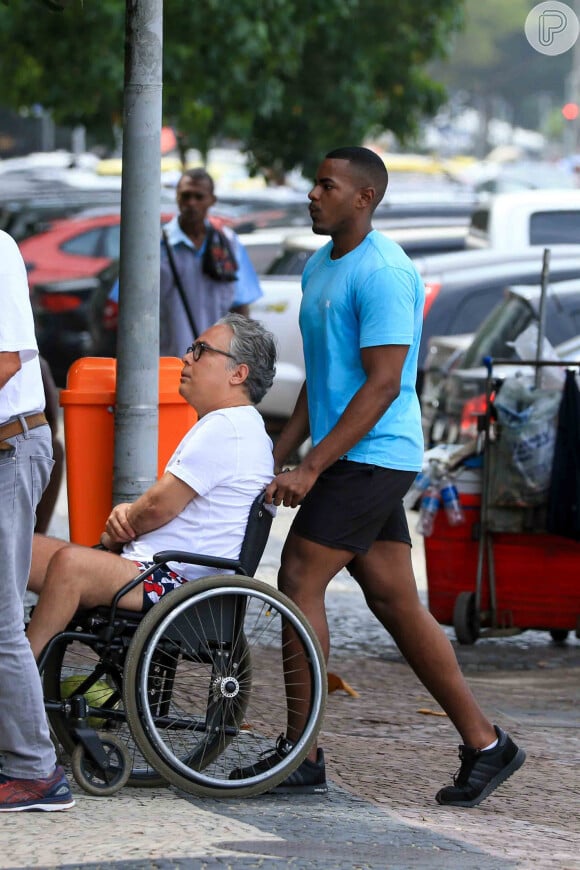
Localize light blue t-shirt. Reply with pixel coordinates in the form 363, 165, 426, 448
299, 229, 424, 471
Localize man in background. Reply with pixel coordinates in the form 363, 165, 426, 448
110, 168, 263, 355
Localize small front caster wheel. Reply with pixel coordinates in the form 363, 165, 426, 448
71, 734, 131, 796
453, 591, 480, 645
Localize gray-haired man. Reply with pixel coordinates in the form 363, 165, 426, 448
27, 315, 276, 660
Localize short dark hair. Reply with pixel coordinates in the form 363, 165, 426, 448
325, 146, 388, 208
180, 168, 215, 194
219, 313, 277, 405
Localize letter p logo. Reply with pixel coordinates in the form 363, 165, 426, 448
526, 2, 579, 55
540, 10, 567, 45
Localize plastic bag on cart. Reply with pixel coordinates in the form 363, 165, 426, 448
490, 376, 561, 507
512, 324, 565, 390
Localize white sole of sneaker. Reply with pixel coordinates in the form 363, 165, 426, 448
0, 799, 75, 812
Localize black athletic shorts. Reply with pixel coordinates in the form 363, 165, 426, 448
291, 459, 416, 554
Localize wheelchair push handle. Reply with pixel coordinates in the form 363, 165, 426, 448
152, 550, 245, 574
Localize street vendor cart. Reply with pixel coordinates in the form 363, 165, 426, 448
424, 248, 580, 644
425, 358, 580, 644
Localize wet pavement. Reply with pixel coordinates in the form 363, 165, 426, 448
9, 471, 579, 869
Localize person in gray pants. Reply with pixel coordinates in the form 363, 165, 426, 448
0, 230, 74, 812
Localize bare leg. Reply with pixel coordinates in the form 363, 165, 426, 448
350, 539, 496, 749
28, 533, 73, 595
278, 531, 354, 759
27, 543, 144, 659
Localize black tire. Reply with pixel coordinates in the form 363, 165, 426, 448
124, 576, 327, 798
453, 591, 480, 645
42, 633, 165, 787
71, 734, 131, 796
549, 629, 569, 644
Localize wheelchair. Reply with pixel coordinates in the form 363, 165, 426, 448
38, 494, 327, 798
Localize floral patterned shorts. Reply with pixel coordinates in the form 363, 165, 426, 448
131, 560, 189, 612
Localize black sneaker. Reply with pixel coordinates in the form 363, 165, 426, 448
436, 725, 525, 808
229, 735, 328, 795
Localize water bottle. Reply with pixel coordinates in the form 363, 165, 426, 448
402, 470, 430, 510
439, 475, 465, 526
416, 485, 441, 537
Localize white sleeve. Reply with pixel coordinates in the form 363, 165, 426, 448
0, 233, 38, 359
167, 414, 237, 496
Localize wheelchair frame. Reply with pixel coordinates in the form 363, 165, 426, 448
38, 493, 327, 798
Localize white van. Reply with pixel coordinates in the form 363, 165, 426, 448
466, 189, 580, 250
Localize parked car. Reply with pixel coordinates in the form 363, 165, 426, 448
265, 223, 469, 277
18, 209, 177, 290
33, 271, 111, 386
420, 333, 475, 420
86, 221, 302, 367
26, 202, 264, 383
0, 192, 123, 243
253, 246, 580, 424
425, 280, 580, 446
88, 241, 580, 427
237, 226, 308, 275
412, 245, 580, 398
17, 197, 273, 291
465, 189, 580, 250
250, 276, 306, 421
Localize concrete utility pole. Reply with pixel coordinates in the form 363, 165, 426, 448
113, 0, 163, 506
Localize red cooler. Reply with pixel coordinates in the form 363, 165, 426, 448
425, 464, 580, 634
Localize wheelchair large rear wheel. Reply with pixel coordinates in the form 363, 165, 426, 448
124, 576, 326, 798
42, 633, 165, 787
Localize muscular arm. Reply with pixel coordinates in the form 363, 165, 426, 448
101, 471, 196, 549
266, 344, 408, 507
0, 351, 21, 390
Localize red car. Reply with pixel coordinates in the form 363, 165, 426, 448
18, 200, 287, 290
18, 209, 176, 289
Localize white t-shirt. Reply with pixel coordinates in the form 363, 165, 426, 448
0, 231, 45, 421
121, 405, 274, 579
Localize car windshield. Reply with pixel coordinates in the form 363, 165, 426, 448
462, 295, 534, 367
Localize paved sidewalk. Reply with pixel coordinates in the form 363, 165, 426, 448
8, 477, 579, 869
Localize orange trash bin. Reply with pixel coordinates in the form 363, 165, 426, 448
60, 357, 197, 545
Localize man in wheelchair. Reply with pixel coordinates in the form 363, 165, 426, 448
26, 314, 276, 660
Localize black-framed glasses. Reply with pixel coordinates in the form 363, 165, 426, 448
185, 341, 236, 362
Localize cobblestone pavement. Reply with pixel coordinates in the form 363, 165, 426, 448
8, 487, 579, 869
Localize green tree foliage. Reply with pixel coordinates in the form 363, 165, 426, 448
0, 0, 124, 145
236, 0, 460, 172
0, 0, 463, 175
